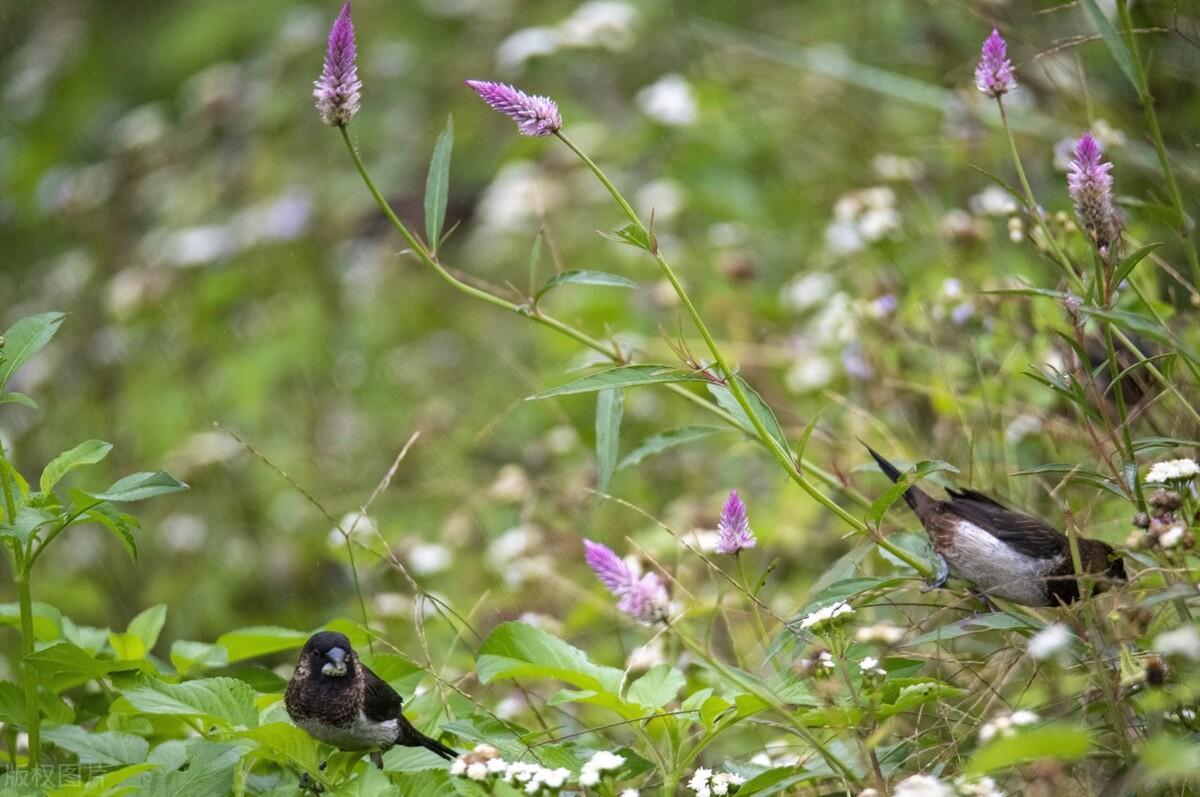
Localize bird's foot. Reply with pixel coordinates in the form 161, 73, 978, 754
298, 772, 325, 794
370, 751, 384, 770
921, 555, 950, 592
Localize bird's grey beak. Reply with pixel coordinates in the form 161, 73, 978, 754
321, 646, 348, 677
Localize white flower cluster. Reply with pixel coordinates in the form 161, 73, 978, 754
449, 745, 615, 794
889, 774, 1003, 797
978, 709, 1039, 743
578, 750, 625, 786
1025, 623, 1072, 660
800, 601, 855, 632
860, 656, 887, 676
1145, 458, 1200, 484
825, 186, 901, 256
1159, 524, 1187, 549
855, 622, 905, 645
1154, 625, 1200, 660
687, 767, 746, 797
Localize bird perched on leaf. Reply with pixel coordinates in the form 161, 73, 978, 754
285, 631, 457, 766
862, 443, 1126, 607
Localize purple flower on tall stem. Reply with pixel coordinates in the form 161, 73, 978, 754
314, 3, 362, 127
974, 29, 1016, 98
715, 490, 756, 554
1068, 132, 1121, 253
583, 539, 668, 624
465, 80, 562, 137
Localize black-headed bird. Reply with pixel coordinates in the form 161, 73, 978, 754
863, 443, 1125, 607
285, 631, 457, 764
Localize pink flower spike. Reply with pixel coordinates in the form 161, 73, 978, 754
584, 539, 632, 596
1068, 132, 1121, 250
466, 80, 562, 137
716, 490, 756, 555
974, 29, 1016, 98
617, 572, 670, 625
314, 2, 362, 126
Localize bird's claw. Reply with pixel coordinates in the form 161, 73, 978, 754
921, 555, 950, 592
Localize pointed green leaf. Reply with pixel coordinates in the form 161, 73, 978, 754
0, 601, 62, 641
0, 507, 56, 546
217, 625, 309, 663
708, 379, 790, 455
81, 497, 139, 560
0, 392, 37, 409
534, 270, 639, 301
40, 439, 113, 494
595, 388, 623, 493
476, 621, 623, 694
599, 222, 654, 252
626, 664, 685, 710
171, 640, 230, 675
0, 312, 66, 390
530, 365, 708, 399
89, 470, 188, 503
43, 725, 149, 766
127, 604, 167, 651
425, 115, 453, 253
120, 675, 258, 729
966, 723, 1092, 774
1079, 0, 1142, 95
1113, 242, 1161, 287
133, 740, 241, 797
240, 722, 323, 777
618, 426, 722, 469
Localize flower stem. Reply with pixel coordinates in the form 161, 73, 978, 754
555, 131, 930, 577
15, 570, 39, 769
737, 553, 770, 649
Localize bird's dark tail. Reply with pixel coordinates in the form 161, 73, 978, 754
859, 440, 934, 516
396, 716, 458, 761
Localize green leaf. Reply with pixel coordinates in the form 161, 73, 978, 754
534, 270, 639, 301
108, 631, 147, 661
39, 439, 113, 494
1113, 242, 1161, 287
868, 458, 959, 524
707, 379, 790, 454
0, 601, 62, 641
216, 625, 309, 663
626, 664, 685, 709
0, 507, 56, 546
1011, 463, 1126, 499
476, 621, 624, 694
171, 640, 230, 675
0, 392, 37, 409
120, 675, 258, 729
618, 426, 723, 469
909, 613, 1041, 645
594, 388, 623, 493
600, 222, 654, 252
42, 725, 149, 766
127, 604, 167, 651
1141, 734, 1200, 780
530, 365, 708, 399
0, 681, 24, 725
966, 723, 1092, 774
240, 722, 323, 777
425, 115, 453, 253
877, 679, 966, 718
362, 652, 425, 697
82, 499, 140, 560
0, 312, 66, 390
88, 470, 188, 503
133, 740, 241, 797
1079, 0, 1143, 95
25, 642, 151, 691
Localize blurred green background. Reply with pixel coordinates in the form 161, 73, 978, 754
2, 0, 1198, 665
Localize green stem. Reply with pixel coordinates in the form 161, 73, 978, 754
1101, 324, 1146, 513
555, 131, 930, 577
15, 570, 39, 769
996, 100, 1085, 294
737, 553, 770, 649
1118, 0, 1200, 286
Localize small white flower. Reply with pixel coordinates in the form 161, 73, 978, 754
1155, 625, 1200, 660
860, 656, 886, 676
1026, 623, 1072, 660
855, 622, 905, 645
579, 770, 600, 786
636, 74, 698, 126
893, 774, 955, 797
1146, 458, 1200, 484
621, 791, 641, 797
979, 710, 1039, 743
1159, 525, 1186, 549
799, 601, 855, 631
956, 775, 1005, 797
466, 761, 489, 781
450, 759, 467, 776
586, 750, 626, 772
968, 185, 1018, 216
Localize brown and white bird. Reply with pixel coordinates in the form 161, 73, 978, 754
863, 443, 1126, 607
285, 632, 456, 764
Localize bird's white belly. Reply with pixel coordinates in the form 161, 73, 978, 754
945, 519, 1063, 605
296, 712, 398, 750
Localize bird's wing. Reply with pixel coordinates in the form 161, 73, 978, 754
946, 489, 1067, 559
361, 664, 405, 722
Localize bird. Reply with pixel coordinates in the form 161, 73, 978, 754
285, 631, 457, 766
862, 443, 1126, 608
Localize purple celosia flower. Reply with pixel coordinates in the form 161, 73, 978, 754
314, 3, 362, 127
1068, 132, 1122, 251
465, 80, 562, 137
974, 29, 1016, 98
715, 490, 756, 554
583, 539, 668, 624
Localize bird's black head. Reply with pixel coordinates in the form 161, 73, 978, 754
299, 631, 356, 679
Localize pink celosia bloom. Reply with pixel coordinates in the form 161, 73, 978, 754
583, 539, 668, 624
974, 29, 1015, 98
1068, 132, 1121, 251
715, 490, 756, 554
314, 3, 362, 126
465, 80, 562, 137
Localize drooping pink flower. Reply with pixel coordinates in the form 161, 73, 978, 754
465, 80, 562, 137
314, 3, 362, 126
1068, 132, 1122, 251
715, 490, 756, 554
974, 29, 1016, 98
583, 539, 668, 624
